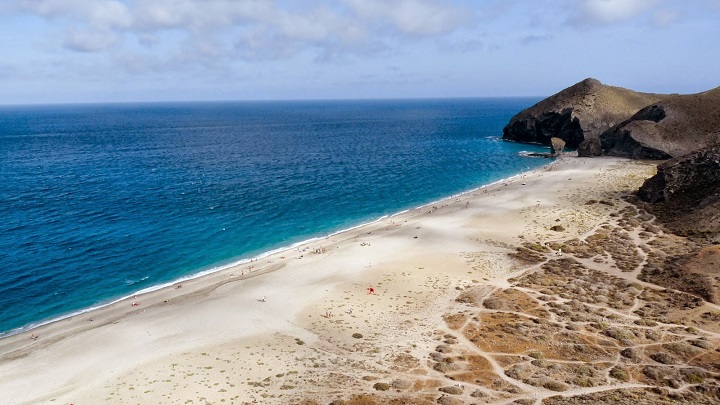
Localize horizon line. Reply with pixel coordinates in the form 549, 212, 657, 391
0, 95, 547, 108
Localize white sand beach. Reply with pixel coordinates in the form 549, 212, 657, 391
6, 156, 706, 405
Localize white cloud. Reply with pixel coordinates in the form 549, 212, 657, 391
1, 0, 719, 104
17, 0, 130, 51
570, 0, 660, 25
275, 7, 364, 44
86, 0, 132, 29
132, 0, 275, 32
63, 28, 119, 52
8, 0, 474, 58
344, 0, 474, 36
652, 9, 680, 26
115, 52, 160, 75
234, 28, 299, 61
19, 0, 132, 28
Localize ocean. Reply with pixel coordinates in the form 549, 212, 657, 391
0, 98, 548, 336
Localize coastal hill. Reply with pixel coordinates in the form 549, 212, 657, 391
502, 78, 665, 156
602, 87, 720, 159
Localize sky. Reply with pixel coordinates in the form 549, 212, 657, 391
0, 0, 718, 104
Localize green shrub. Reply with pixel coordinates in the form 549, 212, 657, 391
609, 367, 629, 382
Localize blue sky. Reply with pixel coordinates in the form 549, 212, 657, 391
1, 0, 718, 104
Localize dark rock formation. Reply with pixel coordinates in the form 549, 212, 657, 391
502, 78, 664, 156
602, 87, 720, 159
636, 145, 720, 240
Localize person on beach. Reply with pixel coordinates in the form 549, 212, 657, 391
261, 296, 266, 302
368, 287, 375, 294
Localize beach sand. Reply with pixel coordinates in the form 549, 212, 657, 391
3, 156, 720, 404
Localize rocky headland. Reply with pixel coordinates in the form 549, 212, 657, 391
501, 78, 665, 156
503, 78, 720, 159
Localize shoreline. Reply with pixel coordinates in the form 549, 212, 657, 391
0, 156, 555, 340
1, 155, 674, 405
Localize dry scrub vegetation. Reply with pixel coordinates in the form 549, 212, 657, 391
285, 165, 720, 404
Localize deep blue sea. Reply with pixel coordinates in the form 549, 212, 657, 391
0, 98, 548, 336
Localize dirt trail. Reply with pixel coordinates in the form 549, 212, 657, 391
281, 159, 720, 404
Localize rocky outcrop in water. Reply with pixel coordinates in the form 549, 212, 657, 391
502, 78, 665, 156
601, 87, 720, 159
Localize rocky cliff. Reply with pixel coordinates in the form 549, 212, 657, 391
634, 146, 720, 306
502, 78, 665, 156
636, 145, 720, 240
601, 87, 720, 159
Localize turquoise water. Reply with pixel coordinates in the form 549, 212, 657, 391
0, 98, 548, 335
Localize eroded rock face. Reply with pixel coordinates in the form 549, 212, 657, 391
602, 88, 720, 159
636, 145, 720, 239
503, 108, 582, 147
502, 78, 665, 156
